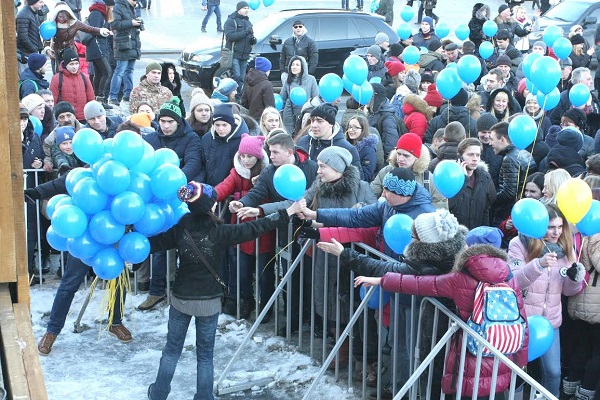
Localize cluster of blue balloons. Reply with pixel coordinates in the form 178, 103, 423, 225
46, 128, 189, 280
342, 55, 373, 105
520, 53, 564, 111
247, 0, 274, 10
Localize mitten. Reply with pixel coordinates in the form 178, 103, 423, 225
177, 182, 201, 203
560, 262, 586, 283
297, 227, 320, 241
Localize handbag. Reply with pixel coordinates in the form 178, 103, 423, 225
219, 30, 233, 69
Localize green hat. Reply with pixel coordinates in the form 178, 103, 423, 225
159, 97, 182, 124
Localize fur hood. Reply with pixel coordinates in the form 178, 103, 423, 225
403, 94, 433, 119
313, 165, 361, 200
233, 148, 270, 180
452, 243, 508, 272
49, 2, 78, 26
387, 145, 431, 174
405, 225, 468, 273
354, 133, 379, 153
473, 3, 490, 21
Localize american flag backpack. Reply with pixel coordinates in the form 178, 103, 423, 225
466, 281, 526, 357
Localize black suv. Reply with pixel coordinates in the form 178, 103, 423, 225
179, 9, 398, 89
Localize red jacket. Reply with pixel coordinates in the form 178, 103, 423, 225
402, 101, 429, 139
50, 67, 95, 121
380, 244, 528, 397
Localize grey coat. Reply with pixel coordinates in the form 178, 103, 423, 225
280, 56, 319, 135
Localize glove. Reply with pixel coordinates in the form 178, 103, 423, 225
250, 35, 257, 45
297, 227, 320, 241
292, 215, 312, 228
58, 164, 71, 175
24, 188, 41, 204
561, 262, 586, 283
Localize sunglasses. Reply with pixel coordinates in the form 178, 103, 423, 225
294, 25, 303, 29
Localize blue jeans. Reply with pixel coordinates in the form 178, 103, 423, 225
109, 59, 135, 100
231, 58, 248, 88
149, 251, 167, 296
149, 307, 219, 400
539, 328, 561, 396
47, 254, 125, 335
202, 5, 222, 30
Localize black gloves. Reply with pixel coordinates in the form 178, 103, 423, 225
250, 36, 257, 45
24, 188, 41, 204
561, 262, 586, 283
58, 164, 71, 175
292, 215, 312, 228
297, 227, 320, 241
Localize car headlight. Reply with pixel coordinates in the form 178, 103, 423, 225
190, 54, 214, 63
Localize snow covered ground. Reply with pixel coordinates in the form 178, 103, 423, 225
30, 264, 363, 400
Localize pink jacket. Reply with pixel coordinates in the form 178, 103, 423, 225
507, 236, 584, 328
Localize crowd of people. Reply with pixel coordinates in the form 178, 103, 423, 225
14, 0, 600, 399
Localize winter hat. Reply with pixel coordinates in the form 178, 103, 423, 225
560, 57, 573, 68
405, 70, 421, 94
83, 100, 105, 120
61, 48, 78, 65
532, 41, 547, 53
382, 167, 417, 196
310, 103, 337, 126
21, 93, 45, 113
130, 112, 152, 128
389, 43, 404, 57
525, 92, 537, 105
545, 125, 561, 148
375, 32, 389, 45
476, 112, 498, 132
517, 78, 527, 95
496, 29, 511, 40
145, 61, 162, 74
424, 84, 443, 108
255, 57, 272, 73
557, 127, 584, 152
19, 103, 29, 117
53, 101, 76, 119
238, 133, 266, 159
212, 103, 237, 128
158, 97, 183, 124
367, 45, 382, 60
189, 92, 214, 114
27, 53, 47, 71
495, 55, 511, 67
422, 16, 434, 27
450, 88, 469, 106
178, 181, 218, 214
570, 34, 585, 45
420, 71, 435, 83
55, 126, 75, 145
396, 132, 422, 158
414, 209, 459, 244
214, 77, 238, 96
444, 43, 459, 52
292, 19, 303, 26
27, 0, 40, 4
466, 226, 503, 248
236, 1, 249, 10
384, 60, 405, 77
317, 146, 353, 173
562, 108, 587, 130
498, 4, 509, 14
427, 39, 442, 52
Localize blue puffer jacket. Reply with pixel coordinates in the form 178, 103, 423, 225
354, 133, 379, 182
144, 119, 202, 181
198, 115, 248, 186
19, 68, 50, 99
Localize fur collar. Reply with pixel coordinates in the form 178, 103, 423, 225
233, 149, 270, 180
387, 146, 431, 174
313, 165, 361, 200
405, 226, 468, 273
403, 94, 433, 118
452, 244, 508, 272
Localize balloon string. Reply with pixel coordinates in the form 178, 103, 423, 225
518, 97, 545, 200
260, 224, 304, 275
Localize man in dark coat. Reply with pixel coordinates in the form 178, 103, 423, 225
241, 56, 274, 120
16, 0, 45, 74
224, 1, 255, 88
18, 53, 50, 99
279, 19, 318, 76
424, 89, 477, 144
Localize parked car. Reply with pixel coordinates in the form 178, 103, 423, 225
179, 9, 398, 90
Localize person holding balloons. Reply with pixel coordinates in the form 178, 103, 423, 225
280, 55, 318, 136
508, 203, 587, 396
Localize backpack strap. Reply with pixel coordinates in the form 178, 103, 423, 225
58, 71, 88, 103
422, 170, 431, 193
18, 79, 39, 99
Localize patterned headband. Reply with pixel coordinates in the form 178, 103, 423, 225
382, 173, 416, 196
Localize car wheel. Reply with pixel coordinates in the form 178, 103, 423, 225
212, 67, 232, 90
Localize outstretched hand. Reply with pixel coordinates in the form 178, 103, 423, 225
316, 238, 343, 256
354, 276, 382, 288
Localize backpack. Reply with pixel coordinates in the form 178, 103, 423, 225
56, 71, 88, 103
18, 79, 39, 100
376, 112, 408, 140
466, 281, 525, 357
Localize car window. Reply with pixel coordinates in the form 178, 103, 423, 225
543, 1, 591, 23
352, 18, 379, 39
316, 17, 349, 41
270, 18, 316, 40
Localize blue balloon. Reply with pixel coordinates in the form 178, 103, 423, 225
65, 167, 93, 195
342, 74, 354, 94
53, 197, 74, 216
154, 148, 180, 167
52, 204, 88, 238
482, 20, 497, 37
150, 164, 187, 200
530, 56, 561, 95
130, 141, 157, 175
262, 0, 274, 6
88, 210, 125, 245
402, 45, 420, 65
478, 41, 494, 60
273, 164, 306, 201
576, 200, 600, 236
46, 226, 68, 252
29, 116, 42, 136
552, 37, 572, 60
91, 153, 112, 178
173, 203, 190, 223
446, 62, 457, 70
96, 160, 131, 196
92, 247, 125, 280
319, 73, 344, 103
436, 68, 462, 99
73, 128, 104, 164
40, 20, 57, 40
360, 285, 390, 310
457, 55, 481, 84
343, 55, 368, 85
511, 198, 549, 239
432, 160, 465, 198
400, 5, 414, 22
290, 87, 307, 106
369, 76, 382, 84
351, 81, 374, 105
111, 191, 145, 225
118, 232, 150, 264
527, 315, 555, 362
67, 230, 104, 260
383, 214, 413, 254
134, 203, 166, 236
274, 93, 284, 111
397, 23, 412, 40
536, 87, 560, 111
455, 24, 470, 41
509, 115, 538, 149
569, 83, 591, 107
167, 194, 183, 211
46, 194, 70, 220
111, 130, 145, 168
436, 22, 450, 39
127, 171, 153, 203
521, 53, 542, 80
156, 201, 175, 232
103, 138, 113, 156
542, 25, 561, 47
71, 177, 109, 215
248, 0, 260, 9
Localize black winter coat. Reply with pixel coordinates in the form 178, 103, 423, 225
480, 143, 502, 188
22, 122, 43, 174
494, 144, 534, 223
16, 5, 43, 57
448, 165, 496, 229
549, 91, 600, 138
18, 68, 50, 99
111, 0, 141, 61
85, 8, 111, 61
424, 104, 477, 144
468, 3, 490, 49
224, 11, 254, 60
241, 68, 274, 120
280, 33, 319, 74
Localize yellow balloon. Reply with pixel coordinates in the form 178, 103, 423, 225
556, 178, 592, 224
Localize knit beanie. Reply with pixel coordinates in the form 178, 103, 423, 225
212, 103, 237, 128
570, 34, 585, 45
382, 167, 416, 196
236, 1, 249, 10
238, 133, 266, 159
55, 126, 75, 145
21, 94, 45, 113
517, 78, 527, 95
545, 125, 561, 148
560, 57, 573, 68
145, 61, 162, 74
158, 97, 183, 124
317, 146, 352, 173
405, 70, 421, 94
130, 112, 153, 128
389, 43, 404, 57
424, 84, 443, 108
53, 101, 76, 119
466, 226, 503, 248
178, 181, 218, 214
557, 127, 584, 152
414, 209, 459, 243
83, 100, 105, 120
450, 88, 469, 106
532, 41, 547, 53
310, 103, 337, 126
422, 16, 434, 27
495, 55, 511, 67
427, 39, 442, 52
420, 71, 435, 83
61, 48, 79, 65
27, 53, 47, 71
562, 108, 587, 131
19, 103, 29, 117
384, 60, 405, 77
214, 77, 238, 96
396, 132, 422, 158
255, 57, 272, 73
189, 92, 214, 114
375, 32, 389, 45
367, 45, 382, 60
525, 92, 537, 105
476, 112, 498, 132
27, 0, 40, 4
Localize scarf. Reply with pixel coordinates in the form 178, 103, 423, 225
518, 233, 566, 259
